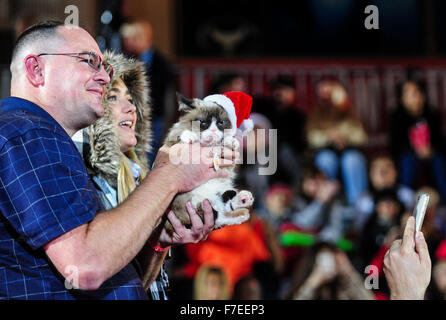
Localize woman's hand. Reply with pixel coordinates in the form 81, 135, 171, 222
307, 251, 337, 287
334, 251, 353, 277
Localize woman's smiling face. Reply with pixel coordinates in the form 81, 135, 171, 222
106, 78, 137, 153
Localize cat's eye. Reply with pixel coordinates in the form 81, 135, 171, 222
217, 120, 230, 129
199, 120, 210, 129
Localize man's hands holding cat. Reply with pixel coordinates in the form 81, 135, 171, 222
148, 140, 239, 247
155, 199, 215, 247
153, 142, 239, 194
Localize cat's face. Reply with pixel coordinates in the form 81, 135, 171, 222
183, 107, 232, 145
176, 93, 233, 145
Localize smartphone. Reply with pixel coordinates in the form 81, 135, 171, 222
412, 193, 429, 234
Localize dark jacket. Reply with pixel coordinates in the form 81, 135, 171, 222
389, 104, 445, 159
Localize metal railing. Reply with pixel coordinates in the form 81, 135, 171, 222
4, 59, 446, 150
176, 59, 446, 148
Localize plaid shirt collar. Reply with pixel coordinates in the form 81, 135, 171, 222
1, 97, 62, 128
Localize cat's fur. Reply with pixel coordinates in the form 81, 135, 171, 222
162, 93, 254, 232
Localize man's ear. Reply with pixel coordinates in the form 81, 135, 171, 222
176, 92, 195, 112
24, 55, 45, 87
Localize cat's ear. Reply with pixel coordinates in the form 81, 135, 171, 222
176, 92, 196, 112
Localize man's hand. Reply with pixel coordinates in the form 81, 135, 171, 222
153, 143, 237, 193
383, 216, 431, 300
155, 199, 215, 248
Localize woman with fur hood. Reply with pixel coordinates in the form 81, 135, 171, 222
73, 51, 169, 300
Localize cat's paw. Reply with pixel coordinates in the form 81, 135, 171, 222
215, 208, 250, 228
230, 190, 254, 209
223, 136, 239, 151
180, 130, 199, 143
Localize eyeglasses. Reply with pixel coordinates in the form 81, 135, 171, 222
37, 51, 114, 78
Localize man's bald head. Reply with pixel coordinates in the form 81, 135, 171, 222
10, 21, 65, 77
9, 21, 110, 136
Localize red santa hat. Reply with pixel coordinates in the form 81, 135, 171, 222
203, 91, 254, 135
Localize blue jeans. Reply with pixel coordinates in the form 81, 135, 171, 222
315, 149, 368, 205
399, 151, 446, 201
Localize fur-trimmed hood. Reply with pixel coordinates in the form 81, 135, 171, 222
84, 50, 152, 188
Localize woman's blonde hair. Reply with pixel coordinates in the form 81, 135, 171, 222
117, 149, 147, 204
107, 76, 148, 204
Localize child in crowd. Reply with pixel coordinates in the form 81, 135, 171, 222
414, 187, 445, 260
261, 184, 295, 228
357, 189, 405, 270
288, 164, 352, 243
193, 265, 230, 300
285, 242, 374, 300
354, 155, 415, 233
232, 275, 263, 300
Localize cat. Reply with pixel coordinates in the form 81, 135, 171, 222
162, 92, 254, 232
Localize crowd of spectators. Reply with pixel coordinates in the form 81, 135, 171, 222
166, 74, 446, 300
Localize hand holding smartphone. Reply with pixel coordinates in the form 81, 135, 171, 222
412, 193, 429, 235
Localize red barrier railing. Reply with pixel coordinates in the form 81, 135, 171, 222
176, 59, 446, 148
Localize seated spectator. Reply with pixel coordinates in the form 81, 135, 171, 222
285, 242, 374, 300
178, 222, 272, 294
357, 189, 405, 269
288, 164, 352, 243
248, 205, 285, 275
414, 187, 444, 262
254, 75, 307, 188
232, 275, 262, 300
306, 79, 368, 205
261, 184, 294, 227
389, 78, 446, 202
237, 112, 274, 212
208, 70, 246, 94
354, 155, 415, 233
430, 258, 446, 300
427, 241, 446, 299
193, 265, 230, 300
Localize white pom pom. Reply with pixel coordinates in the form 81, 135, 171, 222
239, 119, 254, 134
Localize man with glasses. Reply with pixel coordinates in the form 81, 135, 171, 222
0, 21, 235, 299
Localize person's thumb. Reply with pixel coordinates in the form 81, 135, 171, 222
415, 231, 431, 266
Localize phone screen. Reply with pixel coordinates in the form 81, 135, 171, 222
412, 193, 429, 234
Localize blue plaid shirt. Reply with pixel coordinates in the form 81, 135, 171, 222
0, 97, 148, 300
